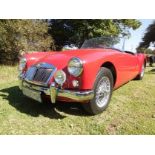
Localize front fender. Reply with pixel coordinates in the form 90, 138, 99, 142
81, 62, 100, 90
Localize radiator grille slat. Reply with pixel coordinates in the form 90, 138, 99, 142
33, 68, 52, 83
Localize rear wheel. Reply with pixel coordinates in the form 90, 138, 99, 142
82, 67, 114, 115
134, 64, 145, 80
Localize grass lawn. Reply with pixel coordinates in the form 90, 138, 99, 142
0, 65, 155, 135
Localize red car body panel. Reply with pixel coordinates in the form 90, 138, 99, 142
23, 49, 146, 90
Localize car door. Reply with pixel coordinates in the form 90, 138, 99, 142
123, 52, 139, 79
114, 51, 139, 87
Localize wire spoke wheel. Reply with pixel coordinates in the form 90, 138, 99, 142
96, 76, 111, 108
82, 67, 113, 115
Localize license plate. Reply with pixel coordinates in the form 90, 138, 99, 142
22, 87, 42, 102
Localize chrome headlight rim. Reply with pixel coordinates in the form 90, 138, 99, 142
19, 57, 27, 72
54, 70, 66, 85
67, 57, 83, 77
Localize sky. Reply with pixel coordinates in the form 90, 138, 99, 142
125, 19, 155, 52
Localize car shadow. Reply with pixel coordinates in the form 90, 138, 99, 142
0, 86, 88, 119
55, 101, 88, 116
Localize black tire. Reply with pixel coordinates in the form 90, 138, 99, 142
82, 67, 114, 115
134, 64, 145, 80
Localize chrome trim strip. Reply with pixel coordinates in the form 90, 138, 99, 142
20, 80, 94, 103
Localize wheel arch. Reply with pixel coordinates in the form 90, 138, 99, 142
101, 62, 117, 87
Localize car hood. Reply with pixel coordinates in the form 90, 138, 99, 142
35, 48, 117, 69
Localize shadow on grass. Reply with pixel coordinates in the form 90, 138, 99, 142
146, 68, 155, 74
0, 86, 88, 119
55, 101, 88, 117
150, 68, 155, 72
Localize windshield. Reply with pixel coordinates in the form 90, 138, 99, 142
81, 36, 125, 51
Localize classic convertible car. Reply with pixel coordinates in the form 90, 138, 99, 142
18, 37, 146, 115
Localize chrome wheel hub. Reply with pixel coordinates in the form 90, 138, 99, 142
96, 76, 111, 108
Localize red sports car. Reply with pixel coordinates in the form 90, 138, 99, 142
18, 37, 146, 115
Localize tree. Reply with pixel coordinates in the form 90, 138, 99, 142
0, 20, 54, 65
137, 47, 154, 54
139, 20, 155, 49
49, 19, 141, 50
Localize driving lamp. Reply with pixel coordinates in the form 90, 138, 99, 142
54, 70, 66, 85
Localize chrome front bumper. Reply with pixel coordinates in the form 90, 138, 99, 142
19, 80, 94, 103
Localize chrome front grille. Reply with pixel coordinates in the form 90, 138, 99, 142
24, 63, 56, 85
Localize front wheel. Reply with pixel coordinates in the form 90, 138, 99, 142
82, 67, 114, 115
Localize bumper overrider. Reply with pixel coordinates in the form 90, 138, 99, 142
19, 79, 94, 103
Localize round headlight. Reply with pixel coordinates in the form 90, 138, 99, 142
19, 57, 27, 72
68, 57, 83, 77
54, 70, 66, 85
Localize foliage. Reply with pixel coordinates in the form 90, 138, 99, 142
49, 19, 141, 50
0, 19, 142, 64
0, 20, 54, 65
139, 20, 155, 48
137, 47, 155, 55
145, 48, 155, 55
